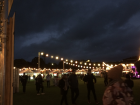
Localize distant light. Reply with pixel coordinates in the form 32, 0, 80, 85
61, 58, 64, 61
87, 60, 90, 62
51, 56, 54, 58
41, 52, 44, 55
56, 56, 59, 60
89, 63, 91, 66
131, 64, 134, 66
46, 54, 49, 57
75, 61, 78, 63
66, 59, 68, 62
70, 60, 73, 63
122, 64, 125, 66
84, 63, 87, 65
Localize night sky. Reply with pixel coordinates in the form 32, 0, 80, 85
10, 0, 140, 62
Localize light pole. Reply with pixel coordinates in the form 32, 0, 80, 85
38, 52, 44, 70
38, 52, 49, 70
38, 52, 40, 70
61, 58, 64, 70
63, 61, 65, 71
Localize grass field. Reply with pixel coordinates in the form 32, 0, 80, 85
13, 77, 140, 105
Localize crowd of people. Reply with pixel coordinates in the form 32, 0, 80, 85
19, 64, 136, 105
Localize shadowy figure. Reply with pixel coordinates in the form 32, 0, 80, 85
103, 71, 108, 86
46, 74, 51, 87
83, 69, 99, 104
36, 74, 45, 95
68, 69, 79, 105
21, 73, 28, 93
58, 74, 69, 105
33, 75, 35, 80
28, 75, 30, 81
124, 74, 134, 89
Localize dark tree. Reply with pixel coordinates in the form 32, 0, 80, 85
14, 59, 28, 68
58, 61, 63, 69
31, 57, 45, 69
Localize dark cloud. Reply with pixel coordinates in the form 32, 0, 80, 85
10, 0, 140, 62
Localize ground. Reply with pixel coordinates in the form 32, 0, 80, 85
13, 77, 140, 105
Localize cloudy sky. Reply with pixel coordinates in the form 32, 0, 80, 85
10, 0, 140, 62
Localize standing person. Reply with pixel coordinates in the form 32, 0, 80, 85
33, 75, 35, 80
103, 71, 108, 86
102, 65, 135, 105
35, 75, 38, 91
36, 74, 45, 95
68, 69, 79, 105
46, 74, 51, 88
58, 74, 69, 105
28, 75, 30, 81
83, 69, 99, 104
21, 73, 28, 93
124, 74, 134, 89
83, 74, 87, 84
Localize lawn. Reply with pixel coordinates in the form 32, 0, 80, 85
13, 77, 140, 105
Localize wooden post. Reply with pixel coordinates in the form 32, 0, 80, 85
5, 13, 15, 105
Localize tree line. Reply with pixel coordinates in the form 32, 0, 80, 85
14, 57, 78, 69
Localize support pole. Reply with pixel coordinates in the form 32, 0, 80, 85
38, 52, 40, 70
63, 61, 65, 71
